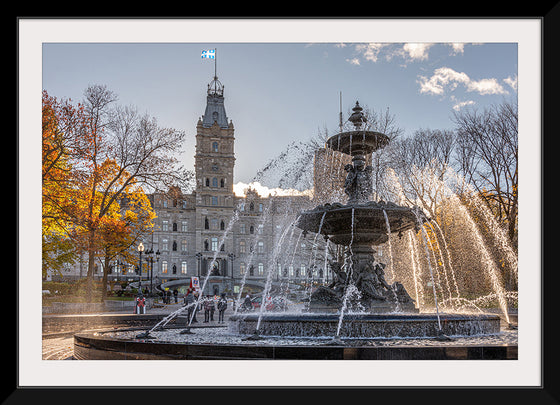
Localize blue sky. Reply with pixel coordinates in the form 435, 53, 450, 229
42, 41, 518, 183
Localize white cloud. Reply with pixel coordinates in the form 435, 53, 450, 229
354, 43, 387, 63
504, 75, 518, 91
449, 43, 465, 55
417, 67, 508, 96
233, 181, 312, 198
466, 78, 508, 95
346, 57, 360, 66
402, 43, 433, 61
452, 100, 475, 111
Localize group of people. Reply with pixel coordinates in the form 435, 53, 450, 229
183, 289, 228, 324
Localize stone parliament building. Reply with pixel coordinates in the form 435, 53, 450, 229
61, 74, 328, 297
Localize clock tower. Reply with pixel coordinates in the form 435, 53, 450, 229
194, 75, 236, 278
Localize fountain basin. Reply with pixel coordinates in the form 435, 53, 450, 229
228, 313, 501, 339
296, 201, 423, 246
326, 130, 390, 155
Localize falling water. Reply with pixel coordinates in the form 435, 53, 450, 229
305, 211, 327, 309
335, 208, 355, 338
382, 209, 395, 282
408, 231, 423, 309
429, 220, 461, 299
452, 196, 511, 324
255, 223, 294, 332
234, 203, 272, 313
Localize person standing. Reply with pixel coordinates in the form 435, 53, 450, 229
217, 293, 227, 323
184, 288, 197, 324
209, 297, 216, 321
203, 296, 211, 322
173, 289, 178, 303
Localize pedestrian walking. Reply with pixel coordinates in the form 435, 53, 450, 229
173, 289, 178, 303
217, 293, 227, 323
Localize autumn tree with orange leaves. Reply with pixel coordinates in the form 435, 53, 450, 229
42, 85, 190, 302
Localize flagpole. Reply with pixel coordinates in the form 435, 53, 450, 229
214, 48, 217, 78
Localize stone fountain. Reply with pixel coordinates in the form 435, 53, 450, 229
296, 101, 422, 313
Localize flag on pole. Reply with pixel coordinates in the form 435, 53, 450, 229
201, 49, 215, 59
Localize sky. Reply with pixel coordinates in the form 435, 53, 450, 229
41, 35, 518, 185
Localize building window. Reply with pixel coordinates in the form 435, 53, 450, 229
211, 218, 218, 230
239, 240, 246, 254
162, 261, 168, 274
211, 196, 218, 206
259, 203, 263, 212
206, 178, 210, 187
162, 220, 168, 232
205, 217, 209, 229
257, 241, 264, 253
182, 200, 187, 209
211, 237, 218, 252
172, 222, 177, 232
172, 241, 177, 251
204, 239, 209, 251
239, 263, 246, 275
239, 223, 246, 234
181, 240, 187, 252
249, 266, 254, 276
181, 261, 187, 274
289, 265, 294, 276
163, 200, 168, 208
249, 225, 254, 234
220, 220, 225, 230
258, 263, 264, 275
212, 142, 219, 152
301, 265, 306, 278
220, 179, 225, 188
162, 239, 169, 251
212, 177, 218, 188
181, 221, 188, 232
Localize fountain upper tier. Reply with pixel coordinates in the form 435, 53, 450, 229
326, 101, 390, 156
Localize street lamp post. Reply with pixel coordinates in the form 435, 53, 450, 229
138, 242, 144, 295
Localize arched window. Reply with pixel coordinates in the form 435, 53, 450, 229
212, 142, 219, 152
220, 220, 225, 230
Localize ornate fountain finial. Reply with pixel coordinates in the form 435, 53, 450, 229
348, 101, 367, 129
